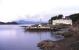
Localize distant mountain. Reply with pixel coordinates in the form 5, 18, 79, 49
0, 21, 18, 25
16, 20, 40, 24
0, 20, 47, 25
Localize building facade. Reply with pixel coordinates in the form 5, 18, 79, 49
52, 19, 72, 25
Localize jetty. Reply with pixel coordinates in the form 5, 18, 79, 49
23, 24, 60, 31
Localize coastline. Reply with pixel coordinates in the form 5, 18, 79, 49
37, 25, 79, 50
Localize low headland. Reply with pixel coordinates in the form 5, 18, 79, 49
36, 13, 79, 50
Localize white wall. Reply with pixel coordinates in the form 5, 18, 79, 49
52, 19, 72, 25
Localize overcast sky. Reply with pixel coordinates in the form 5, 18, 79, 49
0, 0, 79, 22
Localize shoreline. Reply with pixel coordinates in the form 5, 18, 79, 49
37, 26, 79, 50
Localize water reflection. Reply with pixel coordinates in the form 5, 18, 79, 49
50, 31, 64, 41
0, 25, 64, 50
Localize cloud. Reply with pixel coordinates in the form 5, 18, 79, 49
0, 0, 79, 22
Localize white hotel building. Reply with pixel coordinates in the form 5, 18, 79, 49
52, 19, 72, 25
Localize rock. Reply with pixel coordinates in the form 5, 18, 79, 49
37, 40, 56, 50
62, 32, 73, 38
69, 41, 79, 50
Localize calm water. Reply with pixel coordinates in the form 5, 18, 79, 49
0, 25, 64, 50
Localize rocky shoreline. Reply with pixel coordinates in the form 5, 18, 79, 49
37, 26, 79, 50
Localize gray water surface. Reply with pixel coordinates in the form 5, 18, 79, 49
0, 25, 64, 50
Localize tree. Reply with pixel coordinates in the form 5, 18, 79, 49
51, 16, 57, 20
48, 16, 57, 24
48, 15, 63, 24
68, 13, 79, 23
57, 14, 63, 19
